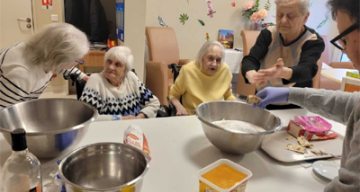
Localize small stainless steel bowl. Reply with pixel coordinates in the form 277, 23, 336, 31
59, 142, 149, 192
0, 98, 97, 159
196, 101, 281, 155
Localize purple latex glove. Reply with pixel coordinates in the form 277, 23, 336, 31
256, 87, 290, 108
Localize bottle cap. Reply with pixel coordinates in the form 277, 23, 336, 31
11, 128, 27, 151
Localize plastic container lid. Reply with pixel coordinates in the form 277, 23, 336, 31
294, 115, 332, 133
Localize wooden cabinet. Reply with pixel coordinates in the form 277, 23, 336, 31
80, 50, 105, 73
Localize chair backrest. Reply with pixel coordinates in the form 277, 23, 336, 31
237, 30, 260, 96
146, 26, 180, 65
145, 26, 181, 105
312, 61, 322, 88
341, 76, 360, 92
241, 30, 261, 56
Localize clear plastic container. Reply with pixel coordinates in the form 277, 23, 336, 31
199, 159, 252, 192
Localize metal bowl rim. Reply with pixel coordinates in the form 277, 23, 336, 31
0, 98, 98, 135
59, 142, 149, 191
196, 101, 282, 135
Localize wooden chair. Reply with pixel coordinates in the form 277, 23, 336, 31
145, 26, 190, 106
236, 30, 259, 97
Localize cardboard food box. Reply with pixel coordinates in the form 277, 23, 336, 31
287, 116, 337, 141
199, 159, 252, 192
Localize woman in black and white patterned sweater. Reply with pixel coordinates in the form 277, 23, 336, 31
80, 46, 160, 120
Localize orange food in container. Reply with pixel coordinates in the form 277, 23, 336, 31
199, 159, 252, 192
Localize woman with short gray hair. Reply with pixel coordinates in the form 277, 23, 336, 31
80, 46, 160, 119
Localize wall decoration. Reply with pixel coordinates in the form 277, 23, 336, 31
316, 14, 330, 29
206, 32, 210, 41
179, 13, 189, 25
206, 0, 216, 18
158, 16, 168, 27
231, 0, 236, 7
242, 0, 271, 30
198, 19, 205, 26
218, 29, 234, 49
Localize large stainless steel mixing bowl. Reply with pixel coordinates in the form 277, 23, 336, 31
196, 101, 281, 155
0, 98, 97, 159
59, 142, 149, 192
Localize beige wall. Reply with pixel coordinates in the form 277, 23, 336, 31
146, 0, 245, 60
124, 0, 146, 80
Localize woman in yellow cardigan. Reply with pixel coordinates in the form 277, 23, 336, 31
169, 40, 236, 115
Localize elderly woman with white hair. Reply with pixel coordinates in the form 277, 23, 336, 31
0, 23, 89, 110
80, 46, 160, 120
241, 0, 325, 109
169, 40, 236, 115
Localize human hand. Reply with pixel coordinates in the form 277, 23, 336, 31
257, 58, 285, 80
122, 115, 137, 120
175, 105, 188, 116
82, 75, 90, 81
245, 70, 267, 87
255, 87, 290, 108
170, 98, 189, 116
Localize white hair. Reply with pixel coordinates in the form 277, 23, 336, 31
195, 40, 225, 69
24, 23, 89, 72
275, 0, 310, 14
104, 46, 134, 74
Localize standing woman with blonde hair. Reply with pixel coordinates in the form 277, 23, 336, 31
0, 23, 89, 110
169, 40, 236, 115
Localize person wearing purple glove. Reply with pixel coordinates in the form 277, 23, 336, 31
256, 87, 290, 109
256, 0, 360, 191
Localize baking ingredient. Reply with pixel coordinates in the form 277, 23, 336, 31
212, 120, 265, 133
246, 95, 261, 104
202, 163, 247, 189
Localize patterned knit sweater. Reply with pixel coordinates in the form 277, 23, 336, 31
80, 71, 160, 118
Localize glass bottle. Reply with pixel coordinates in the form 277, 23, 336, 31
1, 128, 42, 192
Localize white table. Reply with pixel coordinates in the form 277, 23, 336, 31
321, 68, 358, 83
0, 109, 346, 192
224, 49, 243, 74
224, 49, 243, 93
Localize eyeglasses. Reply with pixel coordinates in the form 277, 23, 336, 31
330, 23, 359, 50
